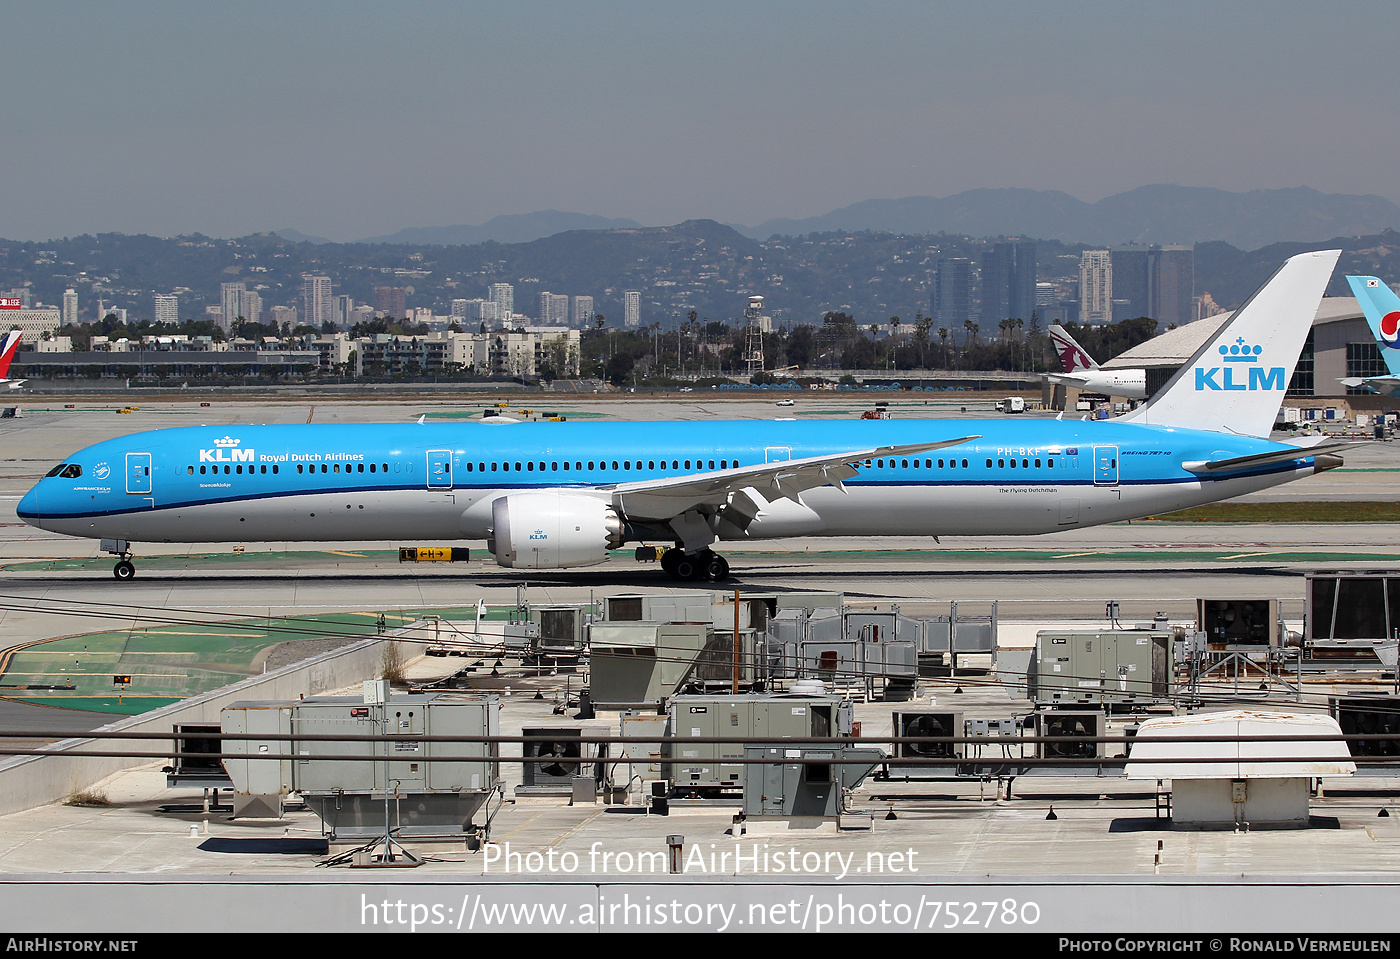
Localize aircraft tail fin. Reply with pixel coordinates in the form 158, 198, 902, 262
1117, 249, 1340, 437
0, 331, 23, 380
1345, 276, 1400, 376
1049, 324, 1099, 372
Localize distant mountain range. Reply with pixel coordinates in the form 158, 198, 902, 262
281, 186, 1400, 252
275, 211, 644, 248
740, 185, 1400, 250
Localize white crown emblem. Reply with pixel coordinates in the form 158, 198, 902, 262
214, 436, 241, 447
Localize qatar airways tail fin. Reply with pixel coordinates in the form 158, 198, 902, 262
0, 331, 23, 383
1117, 249, 1340, 438
1049, 325, 1099, 373
1346, 276, 1400, 377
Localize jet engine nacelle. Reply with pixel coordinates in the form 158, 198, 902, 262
489, 491, 624, 569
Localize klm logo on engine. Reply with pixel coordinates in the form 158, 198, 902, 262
1194, 338, 1286, 392
529, 529, 548, 541
199, 435, 255, 463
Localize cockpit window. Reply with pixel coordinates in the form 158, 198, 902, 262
45, 464, 67, 478
59, 464, 82, 478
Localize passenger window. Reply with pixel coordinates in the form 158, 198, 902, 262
709, 460, 715, 469
201, 465, 208, 474
1023, 459, 1029, 468
224, 465, 231, 474
999, 459, 1005, 468
297, 465, 303, 474
515, 462, 522, 471
611, 461, 618, 470
672, 460, 678, 469
552, 462, 558, 471
187, 466, 194, 475
527, 461, 534, 471
371, 463, 377, 473
333, 464, 340, 473
491, 462, 498, 472
273, 465, 278, 474
588, 461, 594, 470
685, 460, 691, 469
962, 459, 968, 468
986, 459, 992, 468
1036, 458, 1041, 468
938, 459, 944, 468
901, 459, 908, 468
623, 461, 629, 471
358, 463, 365, 473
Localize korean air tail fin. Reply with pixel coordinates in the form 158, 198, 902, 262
1049, 325, 1099, 373
1117, 249, 1340, 437
0, 331, 23, 380
1345, 276, 1400, 376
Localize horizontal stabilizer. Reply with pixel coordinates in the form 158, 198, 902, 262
1181, 441, 1359, 474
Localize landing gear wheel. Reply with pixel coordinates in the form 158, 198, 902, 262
113, 560, 135, 581
672, 555, 698, 581
660, 547, 682, 578
704, 553, 730, 582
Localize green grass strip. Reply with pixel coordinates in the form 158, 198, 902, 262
1150, 501, 1400, 523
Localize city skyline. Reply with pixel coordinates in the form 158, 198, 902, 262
2, 2, 1398, 242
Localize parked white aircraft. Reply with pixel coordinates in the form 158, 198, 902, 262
1045, 324, 1148, 400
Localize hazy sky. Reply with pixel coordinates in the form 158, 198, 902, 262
3, 0, 1398, 241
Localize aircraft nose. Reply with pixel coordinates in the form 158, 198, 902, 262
16, 484, 41, 526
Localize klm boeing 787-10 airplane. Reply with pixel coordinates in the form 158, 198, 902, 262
19, 250, 1349, 582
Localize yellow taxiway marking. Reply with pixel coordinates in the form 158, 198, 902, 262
1219, 551, 1277, 560
322, 550, 366, 558
1052, 552, 1101, 559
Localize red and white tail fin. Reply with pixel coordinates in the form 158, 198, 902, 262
0, 331, 23, 380
1048, 325, 1098, 373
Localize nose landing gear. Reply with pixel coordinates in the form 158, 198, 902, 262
101, 539, 136, 581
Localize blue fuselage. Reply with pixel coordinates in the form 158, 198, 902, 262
17, 418, 1320, 548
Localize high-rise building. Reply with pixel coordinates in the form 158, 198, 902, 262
270, 305, 298, 329
153, 294, 178, 326
488, 283, 514, 323
537, 292, 570, 325
571, 295, 594, 328
623, 291, 641, 328
302, 275, 333, 330
372, 286, 407, 320
334, 295, 354, 329
220, 282, 246, 331
1149, 246, 1194, 328
240, 290, 262, 327
1110, 248, 1150, 318
1078, 250, 1113, 326
931, 258, 973, 330
979, 241, 1036, 326
63, 289, 79, 328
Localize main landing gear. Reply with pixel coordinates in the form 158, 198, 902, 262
660, 547, 729, 583
101, 539, 136, 580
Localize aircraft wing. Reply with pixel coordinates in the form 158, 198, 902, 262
1042, 372, 1090, 388
1181, 441, 1360, 474
608, 435, 980, 522
1339, 375, 1400, 397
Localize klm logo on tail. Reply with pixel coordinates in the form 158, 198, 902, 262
1194, 338, 1286, 392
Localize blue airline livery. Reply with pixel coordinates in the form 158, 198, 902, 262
19, 251, 1349, 582
1342, 275, 1400, 397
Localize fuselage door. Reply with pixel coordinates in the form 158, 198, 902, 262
765, 447, 792, 463
125, 452, 152, 494
1093, 446, 1119, 486
427, 449, 453, 489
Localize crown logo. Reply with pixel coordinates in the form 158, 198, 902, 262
214, 436, 241, 447
1219, 337, 1261, 362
